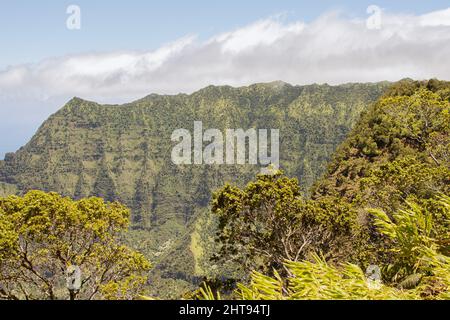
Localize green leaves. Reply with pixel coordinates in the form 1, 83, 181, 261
314, 80, 450, 209
237, 269, 284, 300
237, 254, 418, 300
237, 194, 450, 300
0, 191, 151, 300
197, 283, 222, 300
0, 207, 18, 261
368, 195, 450, 293
212, 170, 359, 278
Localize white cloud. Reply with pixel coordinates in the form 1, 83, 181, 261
1, 8, 450, 103
212, 18, 305, 53
0, 8, 450, 155
420, 8, 450, 26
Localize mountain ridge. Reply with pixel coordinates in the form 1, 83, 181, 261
0, 80, 391, 297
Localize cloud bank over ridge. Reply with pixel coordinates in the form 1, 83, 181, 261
1, 8, 450, 102
0, 7, 449, 155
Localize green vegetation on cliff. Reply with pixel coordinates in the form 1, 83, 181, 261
0, 82, 388, 297
208, 79, 449, 299
0, 79, 448, 299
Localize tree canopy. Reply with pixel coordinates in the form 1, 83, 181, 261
212, 171, 359, 276
0, 191, 151, 300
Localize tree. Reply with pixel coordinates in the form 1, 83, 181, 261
236, 195, 450, 300
211, 171, 358, 276
0, 191, 151, 300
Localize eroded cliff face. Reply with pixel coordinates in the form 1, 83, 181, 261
0, 81, 389, 297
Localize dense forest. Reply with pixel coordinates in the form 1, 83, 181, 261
0, 79, 449, 299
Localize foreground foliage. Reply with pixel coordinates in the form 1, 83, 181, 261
212, 171, 358, 275
237, 195, 450, 300
0, 191, 151, 300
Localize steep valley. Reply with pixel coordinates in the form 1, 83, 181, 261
0, 81, 390, 297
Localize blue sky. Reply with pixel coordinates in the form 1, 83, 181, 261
0, 0, 450, 158
1, 0, 449, 69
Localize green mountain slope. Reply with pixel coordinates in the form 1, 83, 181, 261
0, 81, 389, 297
313, 79, 450, 208
311, 79, 450, 265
